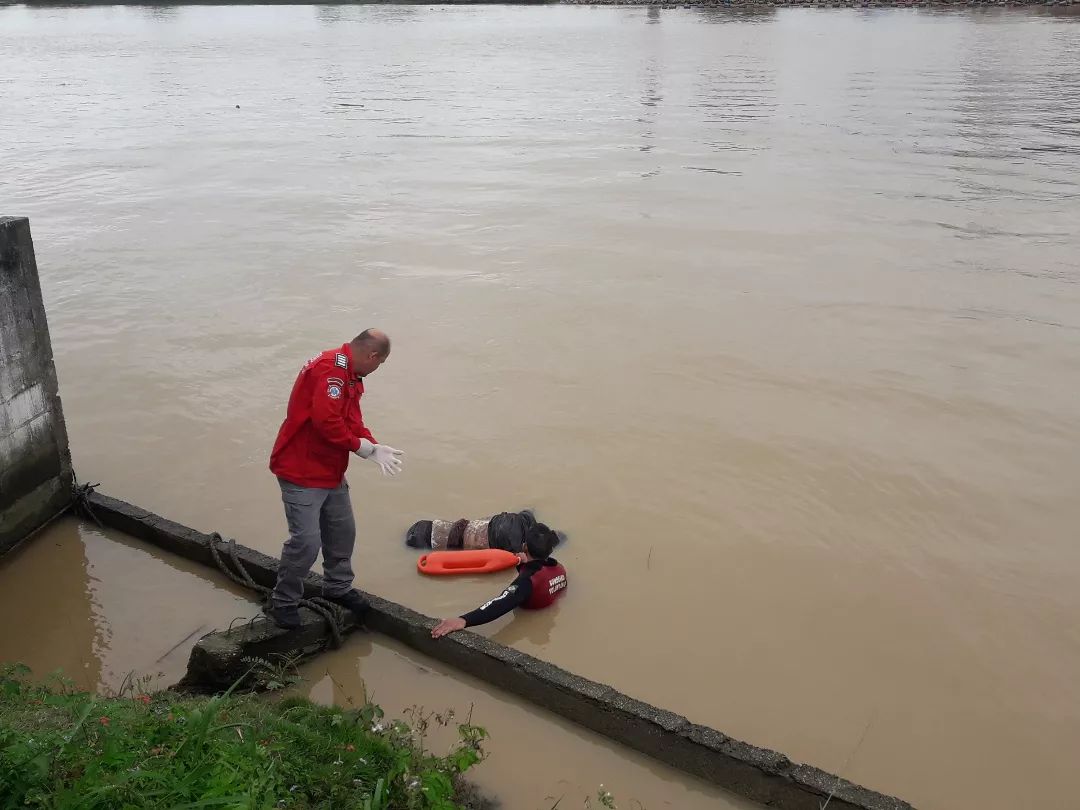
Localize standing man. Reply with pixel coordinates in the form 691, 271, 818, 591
266, 329, 403, 630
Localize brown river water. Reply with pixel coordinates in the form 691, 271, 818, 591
3, 4, 1080, 809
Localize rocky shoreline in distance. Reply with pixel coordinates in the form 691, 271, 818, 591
561, 0, 1078, 7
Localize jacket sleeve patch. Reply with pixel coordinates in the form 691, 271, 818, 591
327, 383, 342, 399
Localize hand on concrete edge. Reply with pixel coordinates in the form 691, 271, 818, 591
431, 617, 467, 638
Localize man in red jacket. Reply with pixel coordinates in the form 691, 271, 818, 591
266, 329, 403, 630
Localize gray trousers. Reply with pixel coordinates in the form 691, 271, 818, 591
271, 477, 356, 609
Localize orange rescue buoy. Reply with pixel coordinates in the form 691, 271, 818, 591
417, 549, 519, 576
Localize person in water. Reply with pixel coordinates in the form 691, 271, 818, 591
431, 522, 567, 638
406, 508, 566, 553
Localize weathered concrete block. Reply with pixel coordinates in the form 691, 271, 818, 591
176, 606, 362, 693
0, 216, 73, 554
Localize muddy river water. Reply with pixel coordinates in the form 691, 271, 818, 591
2, 4, 1080, 808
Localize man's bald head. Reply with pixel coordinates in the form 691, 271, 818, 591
351, 329, 391, 377
354, 328, 390, 355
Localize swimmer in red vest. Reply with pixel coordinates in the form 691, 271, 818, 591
431, 522, 567, 638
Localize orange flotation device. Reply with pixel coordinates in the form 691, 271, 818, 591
417, 549, 519, 576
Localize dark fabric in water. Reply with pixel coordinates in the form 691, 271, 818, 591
486, 510, 538, 553
446, 518, 469, 550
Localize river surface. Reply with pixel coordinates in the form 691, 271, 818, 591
3, 4, 1080, 809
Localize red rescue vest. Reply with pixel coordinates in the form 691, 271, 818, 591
524, 561, 568, 610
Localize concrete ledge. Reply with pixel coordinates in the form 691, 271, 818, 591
84, 490, 913, 810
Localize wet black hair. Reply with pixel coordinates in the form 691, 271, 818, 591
524, 521, 559, 560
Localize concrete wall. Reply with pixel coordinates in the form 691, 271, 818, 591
0, 216, 73, 554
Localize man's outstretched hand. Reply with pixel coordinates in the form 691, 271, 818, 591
431, 617, 467, 638
356, 439, 404, 476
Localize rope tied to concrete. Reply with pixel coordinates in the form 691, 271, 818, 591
71, 480, 105, 529
207, 532, 347, 649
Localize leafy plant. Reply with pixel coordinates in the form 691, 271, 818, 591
0, 663, 488, 810
240, 653, 304, 692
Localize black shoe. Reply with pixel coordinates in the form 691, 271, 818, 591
327, 590, 370, 621
266, 604, 302, 630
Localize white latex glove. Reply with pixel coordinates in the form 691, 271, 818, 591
356, 439, 404, 476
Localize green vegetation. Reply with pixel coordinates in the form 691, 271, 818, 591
0, 664, 488, 810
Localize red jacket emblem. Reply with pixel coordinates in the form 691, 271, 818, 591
269, 344, 376, 488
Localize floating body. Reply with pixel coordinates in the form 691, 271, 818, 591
406, 509, 565, 553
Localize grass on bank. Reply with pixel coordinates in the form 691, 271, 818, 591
0, 663, 488, 810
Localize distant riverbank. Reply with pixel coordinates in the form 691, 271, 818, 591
7, 0, 1080, 7
563, 0, 1079, 6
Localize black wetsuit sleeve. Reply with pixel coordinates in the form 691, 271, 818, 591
460, 574, 532, 628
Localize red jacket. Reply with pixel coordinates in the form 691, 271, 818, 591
269, 344, 376, 488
